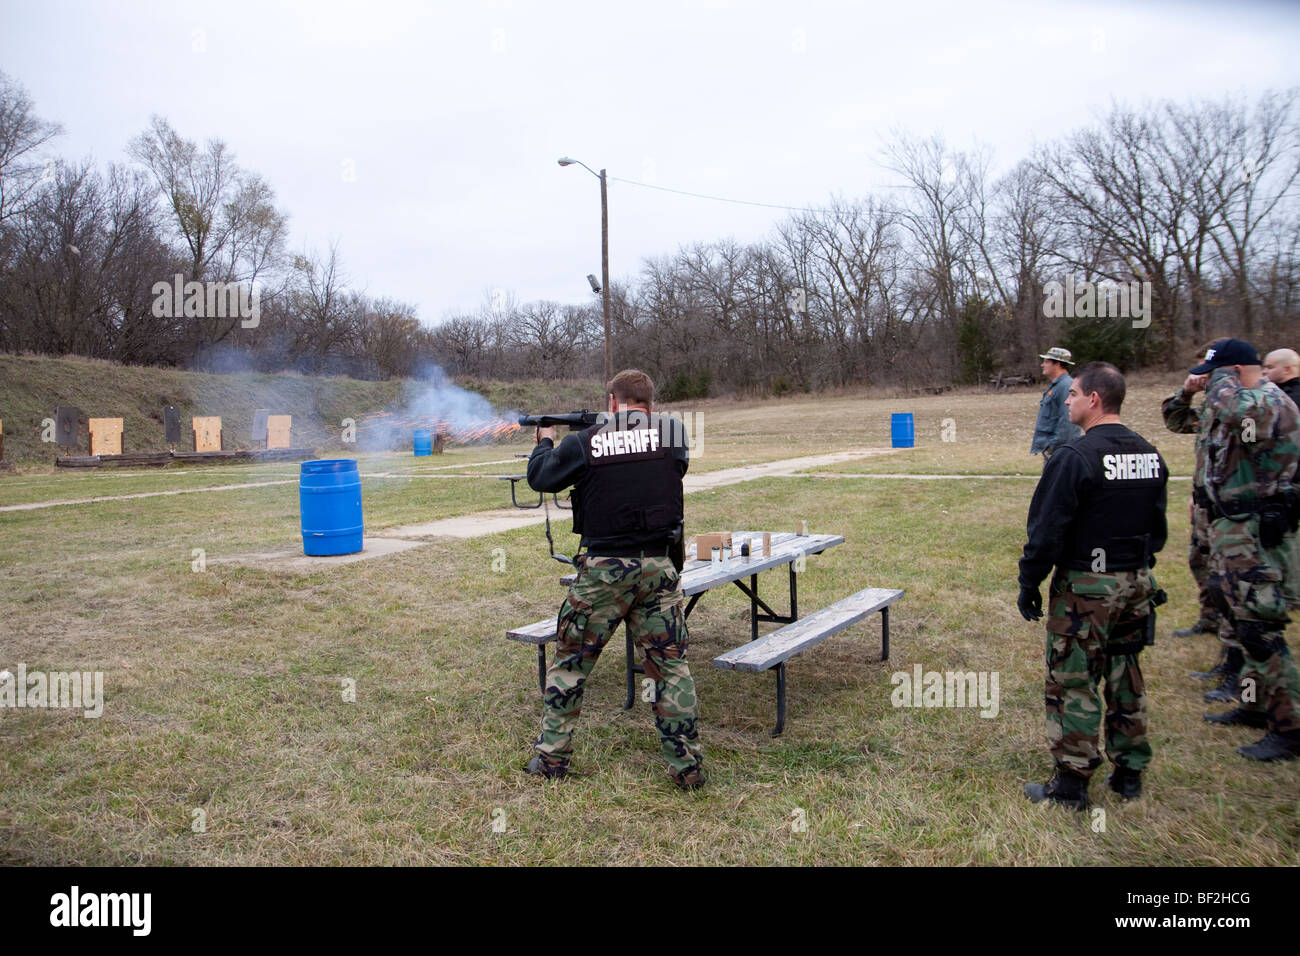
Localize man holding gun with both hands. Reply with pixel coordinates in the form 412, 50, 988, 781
521, 369, 705, 791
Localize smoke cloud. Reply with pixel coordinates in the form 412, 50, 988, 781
358, 362, 522, 451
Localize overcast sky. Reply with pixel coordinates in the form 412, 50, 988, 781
2, 0, 1297, 325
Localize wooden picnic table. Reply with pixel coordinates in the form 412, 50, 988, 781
507, 530, 902, 735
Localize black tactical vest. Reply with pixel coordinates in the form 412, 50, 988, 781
1063, 424, 1167, 570
571, 411, 684, 549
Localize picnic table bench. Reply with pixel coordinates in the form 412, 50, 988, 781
506, 530, 902, 735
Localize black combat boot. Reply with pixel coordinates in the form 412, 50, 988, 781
1203, 708, 1268, 728
1203, 646, 1244, 701
1106, 765, 1142, 800
525, 755, 568, 779
1024, 771, 1090, 811
1204, 675, 1243, 703
1173, 619, 1217, 638
670, 763, 706, 791
1237, 731, 1300, 762
1190, 646, 1232, 681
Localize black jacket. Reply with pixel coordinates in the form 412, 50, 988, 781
527, 411, 689, 554
1019, 423, 1168, 588
1279, 376, 1300, 410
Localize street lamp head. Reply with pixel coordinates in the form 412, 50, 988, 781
587, 274, 602, 293
557, 157, 576, 167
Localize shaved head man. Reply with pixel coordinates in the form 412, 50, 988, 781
1264, 349, 1300, 408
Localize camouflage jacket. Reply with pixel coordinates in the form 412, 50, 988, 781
1202, 367, 1300, 512
1161, 386, 1211, 488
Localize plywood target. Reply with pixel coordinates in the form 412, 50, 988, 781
89, 418, 124, 456
193, 416, 222, 452
266, 415, 292, 449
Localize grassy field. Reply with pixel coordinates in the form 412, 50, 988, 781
1, 379, 1297, 866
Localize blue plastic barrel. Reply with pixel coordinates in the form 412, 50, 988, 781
890, 413, 915, 448
299, 459, 364, 556
413, 429, 432, 456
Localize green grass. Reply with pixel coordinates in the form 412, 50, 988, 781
1, 379, 1296, 865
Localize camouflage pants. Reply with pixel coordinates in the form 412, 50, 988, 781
1189, 500, 1224, 628
1287, 530, 1300, 610
1207, 515, 1300, 733
1044, 568, 1155, 778
534, 554, 703, 774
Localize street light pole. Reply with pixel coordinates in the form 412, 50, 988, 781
599, 168, 611, 385
558, 157, 613, 384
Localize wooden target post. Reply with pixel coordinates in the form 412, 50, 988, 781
266, 415, 292, 449
89, 418, 124, 456
193, 417, 222, 452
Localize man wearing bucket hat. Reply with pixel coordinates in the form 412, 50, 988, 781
1031, 347, 1083, 464
1195, 339, 1300, 760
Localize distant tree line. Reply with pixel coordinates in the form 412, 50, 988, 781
0, 73, 436, 378
1, 70, 1297, 392
434, 89, 1300, 396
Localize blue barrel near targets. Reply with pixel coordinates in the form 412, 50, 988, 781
890, 413, 915, 448
299, 459, 364, 556
413, 428, 433, 456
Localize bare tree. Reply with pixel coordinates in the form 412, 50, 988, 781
0, 71, 62, 225
880, 133, 976, 372
991, 160, 1063, 363
287, 243, 361, 373
1202, 88, 1300, 337
128, 116, 288, 360
794, 195, 899, 382
1034, 107, 1182, 366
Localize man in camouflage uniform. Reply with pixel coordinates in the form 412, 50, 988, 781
1262, 347, 1300, 612
1162, 344, 1245, 698
1018, 362, 1168, 809
1195, 339, 1300, 760
1162, 343, 1224, 640
524, 369, 705, 789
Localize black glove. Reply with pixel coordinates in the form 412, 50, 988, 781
1018, 585, 1043, 622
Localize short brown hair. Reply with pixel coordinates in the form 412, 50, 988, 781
1074, 361, 1126, 414
607, 369, 655, 407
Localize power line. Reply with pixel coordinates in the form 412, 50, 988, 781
607, 174, 914, 217
606, 176, 826, 214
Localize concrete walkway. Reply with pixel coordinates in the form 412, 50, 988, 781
377, 447, 898, 540
0, 479, 298, 513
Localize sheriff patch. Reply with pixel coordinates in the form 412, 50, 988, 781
1102, 452, 1161, 481
589, 428, 661, 459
